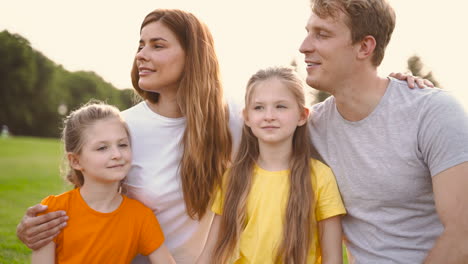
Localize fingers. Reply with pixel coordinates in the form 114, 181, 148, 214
415, 78, 425, 89
25, 204, 48, 217
424, 79, 435, 88
27, 213, 68, 237
406, 75, 416, 89
17, 209, 68, 250
26, 230, 61, 250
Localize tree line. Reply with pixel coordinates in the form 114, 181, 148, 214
0, 30, 135, 138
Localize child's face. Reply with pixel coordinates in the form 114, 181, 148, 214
69, 117, 132, 185
244, 78, 308, 147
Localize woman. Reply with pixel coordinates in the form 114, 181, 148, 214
17, 9, 242, 263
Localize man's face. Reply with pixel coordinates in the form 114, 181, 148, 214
299, 11, 358, 93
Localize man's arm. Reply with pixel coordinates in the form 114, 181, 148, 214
17, 204, 68, 250
424, 161, 468, 263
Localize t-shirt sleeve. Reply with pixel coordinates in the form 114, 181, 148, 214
211, 170, 230, 215
38, 195, 61, 244
313, 161, 346, 221
418, 91, 468, 176
138, 206, 165, 256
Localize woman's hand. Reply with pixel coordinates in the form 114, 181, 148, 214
389, 72, 435, 88
16, 204, 68, 250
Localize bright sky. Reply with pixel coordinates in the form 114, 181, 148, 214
1, 0, 467, 110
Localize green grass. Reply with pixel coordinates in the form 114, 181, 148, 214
0, 136, 348, 263
0, 137, 69, 264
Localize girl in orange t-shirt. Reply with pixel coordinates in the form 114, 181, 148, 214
32, 101, 174, 264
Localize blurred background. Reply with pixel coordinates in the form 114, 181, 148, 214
1, 0, 467, 137
0, 0, 467, 262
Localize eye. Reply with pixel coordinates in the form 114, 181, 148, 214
316, 31, 329, 39
97, 146, 107, 151
153, 44, 164, 49
254, 105, 263, 110
119, 143, 129, 148
277, 105, 287, 109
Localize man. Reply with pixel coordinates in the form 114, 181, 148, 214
300, 0, 468, 263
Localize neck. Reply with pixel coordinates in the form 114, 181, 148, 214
79, 182, 122, 213
257, 139, 292, 171
332, 67, 389, 121
147, 92, 183, 118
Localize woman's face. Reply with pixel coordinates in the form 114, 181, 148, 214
135, 21, 186, 96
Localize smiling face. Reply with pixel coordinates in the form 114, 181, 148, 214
244, 77, 308, 147
135, 21, 186, 97
68, 117, 132, 186
299, 11, 358, 93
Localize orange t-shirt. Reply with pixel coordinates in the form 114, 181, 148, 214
40, 188, 164, 264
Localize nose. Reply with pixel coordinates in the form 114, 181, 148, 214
299, 33, 314, 55
135, 46, 148, 62
264, 107, 276, 121
111, 146, 123, 160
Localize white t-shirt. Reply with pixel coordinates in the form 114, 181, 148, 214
121, 100, 242, 264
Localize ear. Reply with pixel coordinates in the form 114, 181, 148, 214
242, 108, 251, 128
356, 35, 376, 61
298, 107, 310, 126
67, 152, 83, 171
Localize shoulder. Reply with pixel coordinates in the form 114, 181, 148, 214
388, 78, 449, 105
121, 101, 145, 119
310, 158, 336, 185
309, 96, 336, 124
40, 189, 76, 213
310, 158, 332, 175
310, 96, 335, 113
122, 195, 154, 215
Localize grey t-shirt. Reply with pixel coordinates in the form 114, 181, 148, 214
309, 78, 468, 263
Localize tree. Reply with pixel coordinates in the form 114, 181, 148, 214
0, 30, 134, 137
407, 55, 440, 88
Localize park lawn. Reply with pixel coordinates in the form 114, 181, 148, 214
0, 136, 69, 264
0, 136, 349, 263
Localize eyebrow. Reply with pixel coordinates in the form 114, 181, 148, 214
139, 37, 168, 44
252, 99, 290, 104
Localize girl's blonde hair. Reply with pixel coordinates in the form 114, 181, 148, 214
130, 9, 232, 219
62, 100, 128, 188
214, 67, 315, 264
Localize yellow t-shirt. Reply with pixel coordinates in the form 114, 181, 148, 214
212, 159, 346, 264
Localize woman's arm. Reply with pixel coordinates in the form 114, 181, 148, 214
318, 215, 343, 264
17, 204, 68, 250
148, 244, 175, 264
31, 241, 55, 264
196, 214, 221, 264
389, 72, 435, 88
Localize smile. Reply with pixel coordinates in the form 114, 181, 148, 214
107, 164, 126, 169
138, 67, 156, 75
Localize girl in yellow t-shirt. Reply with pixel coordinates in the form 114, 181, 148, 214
31, 101, 175, 264
197, 67, 346, 264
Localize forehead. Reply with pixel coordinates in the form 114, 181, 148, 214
140, 21, 178, 41
249, 78, 297, 102
306, 11, 349, 32
82, 118, 128, 141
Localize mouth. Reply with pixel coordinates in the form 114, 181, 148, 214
305, 61, 321, 67
262, 126, 279, 129
107, 164, 126, 169
138, 67, 156, 76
